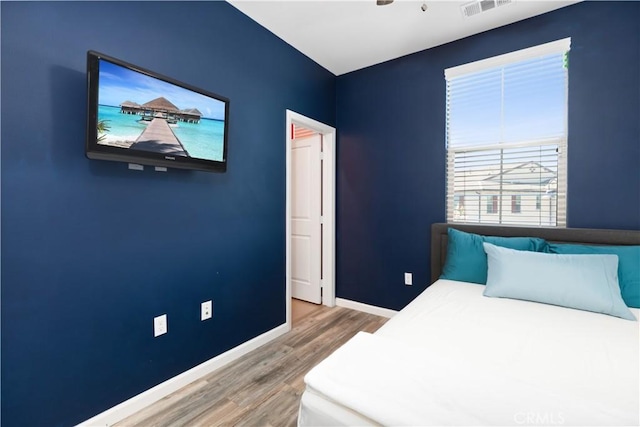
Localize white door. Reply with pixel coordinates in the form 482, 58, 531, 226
291, 133, 322, 304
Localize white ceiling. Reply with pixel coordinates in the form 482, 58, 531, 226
227, 0, 580, 75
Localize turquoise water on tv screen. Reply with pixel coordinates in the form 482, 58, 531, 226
97, 105, 225, 161
172, 118, 225, 162
97, 105, 147, 141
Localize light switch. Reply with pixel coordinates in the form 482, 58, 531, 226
404, 272, 413, 286
154, 314, 167, 337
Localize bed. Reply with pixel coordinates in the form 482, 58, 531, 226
298, 223, 640, 426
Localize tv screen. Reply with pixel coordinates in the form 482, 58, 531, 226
86, 50, 229, 172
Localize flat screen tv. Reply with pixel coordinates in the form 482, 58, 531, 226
86, 50, 229, 173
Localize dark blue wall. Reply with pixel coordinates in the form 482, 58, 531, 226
1, 2, 334, 426
335, 2, 640, 310
3, 1, 639, 425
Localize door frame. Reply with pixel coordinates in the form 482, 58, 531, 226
285, 110, 336, 328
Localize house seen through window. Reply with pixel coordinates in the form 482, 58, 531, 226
445, 38, 570, 226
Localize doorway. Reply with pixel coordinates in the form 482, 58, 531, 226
291, 132, 322, 304
286, 110, 336, 328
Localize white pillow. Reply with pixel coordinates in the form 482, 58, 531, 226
482, 242, 635, 321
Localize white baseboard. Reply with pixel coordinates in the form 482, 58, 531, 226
78, 323, 290, 427
335, 298, 397, 318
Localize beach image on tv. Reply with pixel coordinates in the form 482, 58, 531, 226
96, 59, 226, 162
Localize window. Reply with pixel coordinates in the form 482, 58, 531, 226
486, 195, 498, 214
453, 195, 466, 220
445, 38, 569, 226
511, 195, 521, 214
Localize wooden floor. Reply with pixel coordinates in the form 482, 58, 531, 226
116, 302, 387, 427
291, 298, 324, 324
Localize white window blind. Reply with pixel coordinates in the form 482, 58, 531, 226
445, 38, 569, 227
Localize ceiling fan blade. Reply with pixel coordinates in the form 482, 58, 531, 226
376, 0, 394, 5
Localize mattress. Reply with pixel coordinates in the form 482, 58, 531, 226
299, 279, 640, 426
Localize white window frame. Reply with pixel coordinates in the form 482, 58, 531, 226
445, 38, 570, 227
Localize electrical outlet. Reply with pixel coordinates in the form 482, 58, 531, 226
201, 300, 213, 321
404, 272, 413, 286
154, 314, 167, 337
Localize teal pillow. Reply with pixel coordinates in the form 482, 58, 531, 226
440, 228, 548, 284
483, 243, 635, 321
548, 243, 640, 309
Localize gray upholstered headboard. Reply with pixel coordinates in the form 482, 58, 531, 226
431, 223, 640, 283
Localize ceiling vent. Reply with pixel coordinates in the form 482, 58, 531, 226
461, 0, 513, 18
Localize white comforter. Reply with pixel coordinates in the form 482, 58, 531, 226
302, 280, 640, 426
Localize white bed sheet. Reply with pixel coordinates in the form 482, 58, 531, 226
298, 386, 380, 427
299, 279, 640, 426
